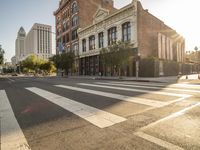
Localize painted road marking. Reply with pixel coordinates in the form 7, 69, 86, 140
134, 102, 200, 150
175, 83, 200, 89
0, 90, 31, 150
140, 102, 200, 131
96, 82, 200, 94
110, 81, 170, 87
26, 87, 126, 128
110, 81, 200, 90
78, 83, 192, 98
55, 85, 167, 107
134, 132, 184, 150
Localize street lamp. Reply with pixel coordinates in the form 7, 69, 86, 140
135, 53, 141, 80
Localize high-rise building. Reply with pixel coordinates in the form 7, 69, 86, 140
25, 23, 52, 60
15, 27, 26, 63
54, 0, 116, 74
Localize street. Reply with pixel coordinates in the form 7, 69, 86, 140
0, 76, 200, 150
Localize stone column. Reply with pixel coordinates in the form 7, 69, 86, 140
117, 25, 122, 41
104, 30, 108, 48
95, 34, 98, 50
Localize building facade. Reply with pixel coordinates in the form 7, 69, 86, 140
25, 23, 52, 60
15, 27, 26, 63
78, 0, 186, 77
54, 0, 116, 74
78, 2, 138, 76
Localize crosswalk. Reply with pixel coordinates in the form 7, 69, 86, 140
1, 81, 198, 150
0, 90, 30, 150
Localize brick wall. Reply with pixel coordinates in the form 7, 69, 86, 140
137, 1, 172, 59
79, 0, 116, 28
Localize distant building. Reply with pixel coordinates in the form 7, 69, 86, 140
78, 0, 186, 77
15, 27, 26, 63
25, 23, 52, 60
11, 56, 17, 65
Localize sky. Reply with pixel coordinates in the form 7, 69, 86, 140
0, 0, 200, 62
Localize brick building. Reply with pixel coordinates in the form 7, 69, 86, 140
78, 0, 186, 77
54, 0, 116, 74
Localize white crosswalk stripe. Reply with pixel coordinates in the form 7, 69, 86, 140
78, 83, 192, 98
109, 81, 200, 90
95, 82, 200, 94
0, 90, 31, 150
26, 87, 126, 128
55, 85, 169, 107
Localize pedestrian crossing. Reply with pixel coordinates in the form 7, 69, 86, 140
95, 82, 200, 94
0, 90, 30, 150
0, 81, 196, 150
78, 83, 192, 98
26, 87, 126, 128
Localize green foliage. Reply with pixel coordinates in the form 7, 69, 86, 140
40, 61, 56, 73
20, 54, 56, 74
0, 45, 5, 65
49, 52, 75, 75
100, 41, 136, 76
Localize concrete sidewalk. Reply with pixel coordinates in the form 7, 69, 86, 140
66, 75, 178, 83
67, 74, 200, 83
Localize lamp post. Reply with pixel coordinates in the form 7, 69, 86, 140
136, 53, 141, 80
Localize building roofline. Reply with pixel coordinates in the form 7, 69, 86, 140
78, 1, 135, 33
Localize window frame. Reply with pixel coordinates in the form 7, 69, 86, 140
108, 27, 117, 45
122, 22, 131, 42
98, 32, 104, 48
89, 35, 95, 50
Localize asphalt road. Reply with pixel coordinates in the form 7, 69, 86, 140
0, 76, 200, 150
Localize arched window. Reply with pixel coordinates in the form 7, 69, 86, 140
122, 22, 131, 42
108, 27, 117, 45
72, 15, 78, 27
71, 2, 78, 14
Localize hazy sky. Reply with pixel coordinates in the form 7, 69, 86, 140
0, 0, 200, 61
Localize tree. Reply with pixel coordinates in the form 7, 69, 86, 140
40, 61, 56, 74
100, 41, 136, 76
0, 45, 5, 65
21, 55, 45, 73
50, 51, 75, 76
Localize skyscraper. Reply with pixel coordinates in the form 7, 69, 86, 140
25, 23, 52, 60
15, 27, 26, 63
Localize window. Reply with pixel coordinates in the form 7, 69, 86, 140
82, 39, 86, 52
89, 35, 95, 50
72, 15, 78, 27
98, 32, 104, 48
63, 21, 70, 32
122, 22, 131, 42
62, 35, 66, 44
66, 33, 70, 43
72, 43, 79, 55
108, 27, 117, 45
72, 29, 78, 40
72, 2, 78, 14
